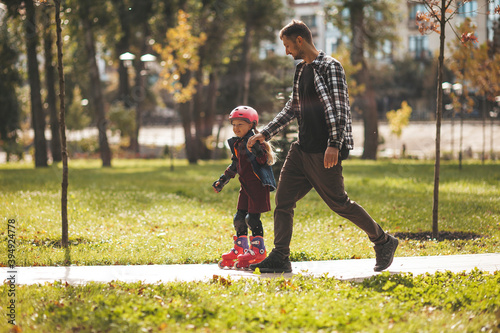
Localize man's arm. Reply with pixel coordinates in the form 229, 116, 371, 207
312, 55, 350, 150
248, 98, 296, 149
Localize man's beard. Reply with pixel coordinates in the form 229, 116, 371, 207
293, 50, 304, 60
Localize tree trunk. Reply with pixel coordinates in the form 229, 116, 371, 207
432, 0, 448, 239
81, 6, 112, 167
54, 0, 68, 249
25, 0, 48, 167
130, 57, 145, 153
359, 68, 378, 160
43, 8, 62, 162
349, 2, 378, 160
239, 0, 254, 105
180, 101, 197, 164
177, 69, 197, 163
193, 69, 208, 160
205, 70, 219, 143
112, 0, 132, 104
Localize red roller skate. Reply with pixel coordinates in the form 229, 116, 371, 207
218, 235, 249, 269
235, 236, 266, 270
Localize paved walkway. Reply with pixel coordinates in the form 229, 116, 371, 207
2, 253, 499, 285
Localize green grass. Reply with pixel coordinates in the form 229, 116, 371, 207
0, 159, 499, 266
1, 159, 499, 332
1, 270, 499, 332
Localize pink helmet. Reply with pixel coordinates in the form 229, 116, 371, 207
229, 106, 258, 126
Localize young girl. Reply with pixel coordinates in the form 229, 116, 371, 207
213, 106, 276, 269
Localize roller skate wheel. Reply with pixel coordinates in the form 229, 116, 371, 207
235, 261, 248, 270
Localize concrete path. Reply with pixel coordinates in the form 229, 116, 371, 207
2, 253, 499, 285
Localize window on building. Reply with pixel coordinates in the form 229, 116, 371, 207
458, 1, 477, 17
409, 35, 429, 59
300, 15, 317, 28
374, 40, 393, 62
409, 3, 427, 21
293, 0, 319, 5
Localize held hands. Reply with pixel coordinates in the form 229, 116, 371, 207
324, 147, 339, 169
250, 142, 265, 157
247, 133, 265, 151
212, 174, 229, 193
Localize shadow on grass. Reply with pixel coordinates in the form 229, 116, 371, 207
24, 237, 92, 248
394, 231, 486, 241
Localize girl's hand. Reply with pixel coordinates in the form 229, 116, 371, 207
247, 133, 265, 150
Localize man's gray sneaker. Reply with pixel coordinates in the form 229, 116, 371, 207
373, 234, 399, 272
249, 251, 292, 273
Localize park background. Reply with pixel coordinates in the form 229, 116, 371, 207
1, 1, 500, 332
1, 0, 500, 165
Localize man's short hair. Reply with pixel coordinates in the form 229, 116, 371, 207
279, 20, 313, 44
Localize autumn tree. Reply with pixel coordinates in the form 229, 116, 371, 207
447, 18, 476, 169
327, 0, 401, 160
155, 10, 207, 163
449, 17, 500, 162
413, 0, 500, 238
386, 101, 412, 157
53, 0, 69, 248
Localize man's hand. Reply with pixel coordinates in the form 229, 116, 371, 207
324, 146, 339, 168
247, 133, 265, 150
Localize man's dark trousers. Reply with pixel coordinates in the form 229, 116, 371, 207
272, 142, 388, 259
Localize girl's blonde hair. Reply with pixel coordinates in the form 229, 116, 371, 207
253, 127, 276, 166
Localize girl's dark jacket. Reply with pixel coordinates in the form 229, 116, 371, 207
224, 130, 276, 191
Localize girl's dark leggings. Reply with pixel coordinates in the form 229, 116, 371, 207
234, 209, 263, 237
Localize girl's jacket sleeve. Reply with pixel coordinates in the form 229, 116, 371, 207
224, 154, 238, 179
251, 142, 269, 166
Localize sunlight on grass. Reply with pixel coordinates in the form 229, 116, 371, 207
1, 159, 499, 266
2, 270, 498, 332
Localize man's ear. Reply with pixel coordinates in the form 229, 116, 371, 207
296, 35, 303, 45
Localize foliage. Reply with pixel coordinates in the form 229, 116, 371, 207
386, 101, 412, 138
1, 270, 499, 332
331, 46, 364, 106
108, 102, 136, 140
155, 10, 206, 104
326, 0, 401, 57
65, 86, 92, 130
66, 137, 99, 156
326, 0, 402, 160
447, 18, 500, 105
446, 18, 477, 115
0, 159, 499, 267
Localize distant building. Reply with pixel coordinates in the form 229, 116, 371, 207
269, 0, 499, 61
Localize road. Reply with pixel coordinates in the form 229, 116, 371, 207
2, 120, 499, 162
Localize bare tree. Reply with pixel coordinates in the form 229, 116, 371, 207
54, 0, 68, 248
413, 0, 497, 238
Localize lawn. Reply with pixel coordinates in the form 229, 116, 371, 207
1, 270, 500, 332
1, 158, 499, 332
1, 159, 498, 266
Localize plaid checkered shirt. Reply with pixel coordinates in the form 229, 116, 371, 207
261, 51, 354, 151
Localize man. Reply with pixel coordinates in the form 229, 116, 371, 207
247, 20, 398, 273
